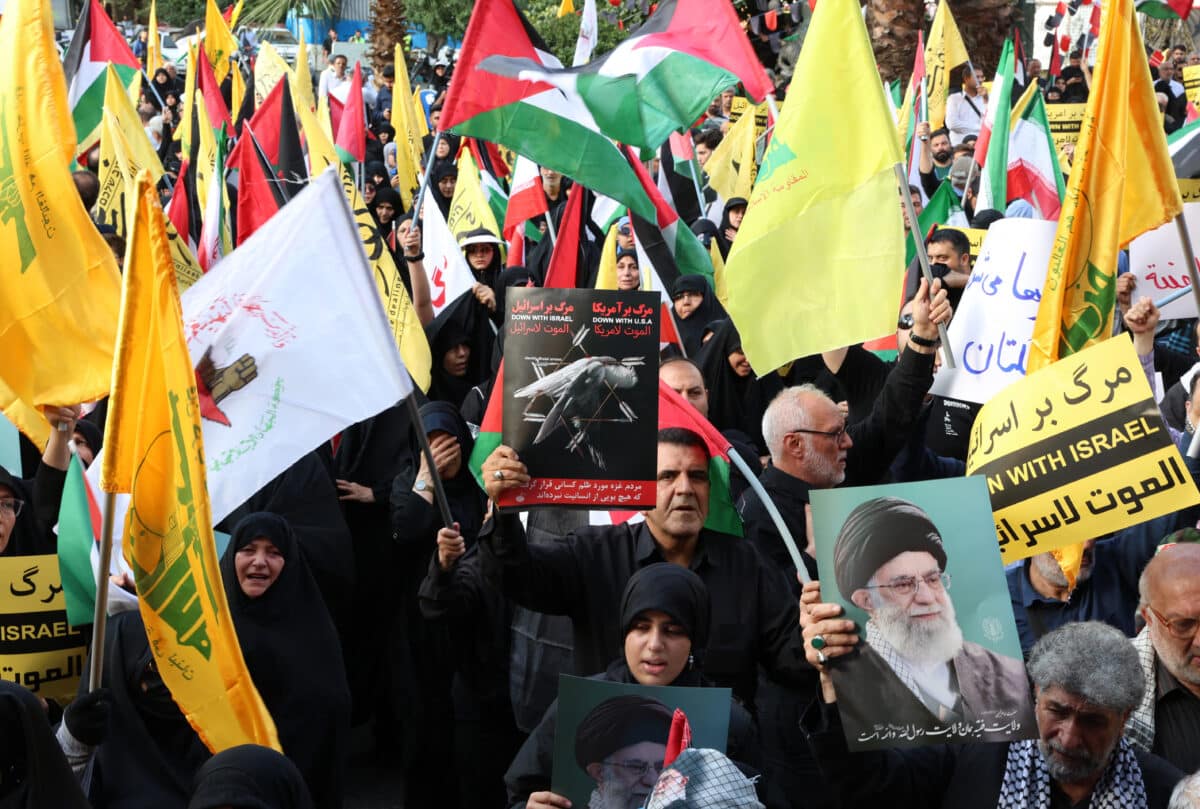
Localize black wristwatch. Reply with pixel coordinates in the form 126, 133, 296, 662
908, 332, 940, 348
405, 252, 425, 262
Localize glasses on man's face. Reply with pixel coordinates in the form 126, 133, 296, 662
789, 424, 848, 442
602, 759, 665, 779
865, 571, 951, 600
1146, 605, 1200, 640
0, 499, 24, 518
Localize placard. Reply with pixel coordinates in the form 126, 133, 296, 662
1045, 103, 1087, 152
0, 555, 87, 705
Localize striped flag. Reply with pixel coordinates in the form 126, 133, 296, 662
62, 0, 141, 155
975, 39, 1016, 212
1006, 82, 1066, 218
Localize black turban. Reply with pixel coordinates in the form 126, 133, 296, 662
832, 497, 947, 600
574, 695, 672, 769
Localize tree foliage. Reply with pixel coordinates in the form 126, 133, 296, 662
521, 0, 641, 65
404, 0, 472, 41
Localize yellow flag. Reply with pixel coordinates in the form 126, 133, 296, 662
594, 224, 619, 289
413, 88, 430, 139
1028, 0, 1182, 374
0, 0, 122, 447
895, 75, 915, 148
176, 39, 199, 148
254, 41, 290, 107
448, 150, 503, 244
558, 0, 576, 16
204, 0, 238, 84
294, 29, 316, 112
1010, 79, 1040, 125
723, 0, 903, 374
231, 63, 246, 120
704, 106, 758, 202
100, 169, 279, 753
924, 0, 971, 131
391, 43, 424, 200
316, 92, 334, 141
711, 236, 728, 306
147, 0, 163, 74
100, 64, 164, 182
296, 96, 433, 391
228, 0, 244, 29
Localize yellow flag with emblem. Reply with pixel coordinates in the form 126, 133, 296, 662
448, 150, 503, 246
594, 224, 619, 289
204, 0, 239, 84
101, 169, 279, 753
254, 41, 290, 107
703, 107, 757, 203
923, 0, 971, 131
296, 89, 433, 391
147, 0, 163, 74
0, 0, 122, 447
391, 43, 424, 202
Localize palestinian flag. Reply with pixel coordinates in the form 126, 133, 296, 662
63, 0, 141, 154
474, 0, 772, 151
467, 138, 511, 229
335, 62, 367, 164
905, 181, 967, 264
439, 0, 658, 222
468, 368, 742, 536
233, 124, 288, 245
657, 132, 703, 225
542, 184, 589, 289
625, 145, 712, 283
57, 455, 102, 627
975, 39, 1016, 212
1138, 0, 1191, 20
1006, 82, 1066, 219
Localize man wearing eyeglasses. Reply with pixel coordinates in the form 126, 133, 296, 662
574, 694, 672, 809
826, 496, 1034, 746
1126, 543, 1200, 771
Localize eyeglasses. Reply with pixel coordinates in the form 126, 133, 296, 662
864, 571, 951, 599
1146, 604, 1200, 640
789, 424, 848, 442
602, 759, 665, 779
0, 499, 23, 518
897, 313, 914, 330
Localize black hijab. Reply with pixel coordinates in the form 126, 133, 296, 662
367, 185, 402, 231
694, 319, 776, 452
89, 609, 211, 809
418, 401, 486, 543
425, 291, 493, 408
671, 275, 726, 358
0, 466, 42, 557
610, 563, 712, 687
429, 160, 458, 220
0, 680, 90, 809
219, 513, 350, 809
188, 744, 314, 809
715, 197, 747, 259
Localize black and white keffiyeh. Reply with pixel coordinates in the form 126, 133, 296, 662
996, 737, 1148, 809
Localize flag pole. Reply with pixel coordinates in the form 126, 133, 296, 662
727, 447, 810, 583
412, 130, 442, 223
894, 162, 957, 368
88, 491, 117, 692
404, 394, 457, 527
1174, 210, 1200, 458
544, 205, 559, 247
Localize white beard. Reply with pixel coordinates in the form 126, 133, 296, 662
871, 596, 964, 667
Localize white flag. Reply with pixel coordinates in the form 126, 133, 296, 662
573, 0, 598, 67
180, 168, 413, 523
421, 195, 478, 316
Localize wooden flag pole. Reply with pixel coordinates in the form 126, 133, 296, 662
404, 394, 456, 527
88, 491, 117, 692
895, 162, 957, 368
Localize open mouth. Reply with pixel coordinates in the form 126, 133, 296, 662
641, 660, 668, 676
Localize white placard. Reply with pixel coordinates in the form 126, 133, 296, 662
1128, 202, 1200, 321
930, 218, 1059, 404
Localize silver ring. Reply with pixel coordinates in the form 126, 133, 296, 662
493, 470, 504, 481
817, 650, 827, 665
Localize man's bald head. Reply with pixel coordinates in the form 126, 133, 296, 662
659, 358, 708, 418
1140, 544, 1200, 695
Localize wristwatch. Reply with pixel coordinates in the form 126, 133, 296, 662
909, 332, 941, 348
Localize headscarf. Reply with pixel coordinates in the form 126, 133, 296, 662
671, 275, 726, 358
0, 466, 40, 557
424, 291, 494, 408
693, 320, 776, 452
619, 563, 711, 673
457, 226, 504, 289
219, 513, 350, 808
429, 158, 459, 219
417, 401, 486, 543
0, 680, 91, 808
188, 745, 314, 809
367, 185, 402, 230
715, 198, 747, 259
89, 609, 211, 808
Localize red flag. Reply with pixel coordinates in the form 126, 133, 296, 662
506, 230, 525, 267
542, 185, 586, 289
663, 708, 692, 767
227, 76, 284, 171
335, 62, 366, 163
196, 47, 233, 132
233, 124, 286, 245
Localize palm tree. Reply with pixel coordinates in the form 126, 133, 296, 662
867, 0, 1018, 81
368, 0, 406, 66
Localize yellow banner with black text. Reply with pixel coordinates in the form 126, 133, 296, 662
0, 555, 87, 705
966, 336, 1199, 563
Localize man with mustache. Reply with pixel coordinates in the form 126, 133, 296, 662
824, 496, 1034, 745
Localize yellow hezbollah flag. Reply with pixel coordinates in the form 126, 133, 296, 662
100, 170, 279, 753
294, 28, 316, 112
448, 150, 503, 245
253, 41, 290, 107
147, 0, 163, 74
1028, 0, 1182, 374
704, 104, 757, 202
711, 236, 728, 307
723, 0, 903, 374
176, 39, 199, 147
413, 88, 430, 139
204, 0, 238, 84
231, 64, 246, 121
924, 0, 971, 131
297, 96, 433, 391
391, 43, 424, 197
558, 0, 576, 16
228, 0, 244, 29
594, 224, 620, 289
0, 0, 122, 448
101, 64, 164, 179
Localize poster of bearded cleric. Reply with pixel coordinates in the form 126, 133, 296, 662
810, 477, 1036, 751
501, 287, 659, 510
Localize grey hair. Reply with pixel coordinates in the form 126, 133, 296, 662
1027, 622, 1144, 713
761, 384, 834, 463
1169, 771, 1200, 809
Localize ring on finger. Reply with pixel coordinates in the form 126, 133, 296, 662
817, 650, 827, 665
493, 470, 504, 481
811, 635, 826, 650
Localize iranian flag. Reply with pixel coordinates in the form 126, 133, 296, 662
197, 128, 229, 272
474, 0, 773, 151
63, 0, 141, 155
1006, 82, 1066, 219
975, 38, 1015, 212
468, 371, 742, 536
438, 0, 657, 222
504, 155, 549, 241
